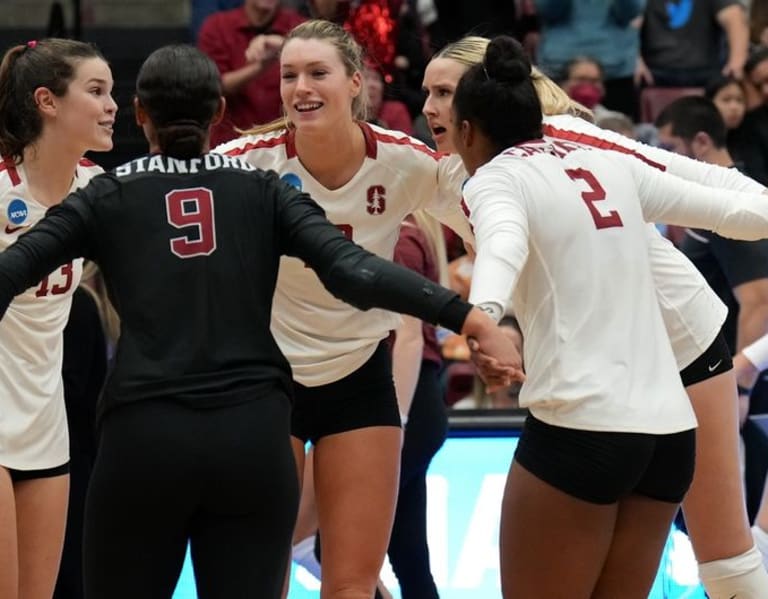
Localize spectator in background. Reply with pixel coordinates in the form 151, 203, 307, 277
190, 0, 244, 41
536, 0, 642, 119
739, 47, 768, 186
707, 75, 748, 131
558, 56, 615, 121
637, 0, 749, 87
432, 1, 539, 56
705, 75, 751, 170
750, 0, 768, 47
365, 62, 413, 134
198, 0, 305, 145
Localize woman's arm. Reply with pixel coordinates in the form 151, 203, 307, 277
277, 180, 524, 376
0, 198, 91, 317
543, 115, 767, 194
623, 154, 768, 240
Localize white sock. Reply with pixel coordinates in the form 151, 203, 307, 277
752, 524, 768, 570
292, 535, 321, 579
698, 544, 768, 598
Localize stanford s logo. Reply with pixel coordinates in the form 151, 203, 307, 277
366, 185, 386, 215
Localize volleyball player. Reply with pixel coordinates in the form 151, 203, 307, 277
216, 20, 474, 598
0, 38, 115, 599
452, 35, 768, 598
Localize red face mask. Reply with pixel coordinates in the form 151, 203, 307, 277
568, 82, 604, 109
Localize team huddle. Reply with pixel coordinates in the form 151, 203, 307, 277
2, 18, 768, 599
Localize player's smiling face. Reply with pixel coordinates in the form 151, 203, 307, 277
422, 57, 467, 153
42, 57, 117, 153
280, 38, 361, 132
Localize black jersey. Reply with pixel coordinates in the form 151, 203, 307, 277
0, 153, 470, 415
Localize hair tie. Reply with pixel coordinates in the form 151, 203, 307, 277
26, 40, 37, 49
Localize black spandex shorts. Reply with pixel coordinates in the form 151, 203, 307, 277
515, 414, 696, 505
291, 342, 401, 444
679, 330, 732, 388
7, 461, 69, 482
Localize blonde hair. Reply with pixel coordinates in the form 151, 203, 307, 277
241, 19, 368, 137
431, 36, 594, 122
406, 211, 449, 287
432, 35, 489, 69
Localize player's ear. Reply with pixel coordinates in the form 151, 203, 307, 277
691, 130, 712, 158
133, 96, 148, 128
211, 96, 227, 126
460, 119, 474, 148
33, 86, 57, 118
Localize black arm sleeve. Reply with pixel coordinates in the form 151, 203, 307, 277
0, 197, 91, 317
272, 176, 473, 333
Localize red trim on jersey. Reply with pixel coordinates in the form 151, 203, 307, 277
543, 124, 667, 172
0, 157, 21, 186
220, 123, 434, 163
369, 126, 443, 161
286, 129, 297, 159
358, 121, 378, 159
78, 157, 97, 167
221, 132, 291, 158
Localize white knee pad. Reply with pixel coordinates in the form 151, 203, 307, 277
292, 535, 322, 579
698, 544, 768, 599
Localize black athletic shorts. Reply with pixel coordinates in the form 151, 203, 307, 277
679, 330, 732, 388
515, 414, 696, 505
291, 341, 401, 444
7, 462, 69, 482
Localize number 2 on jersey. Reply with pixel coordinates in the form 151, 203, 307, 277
165, 187, 217, 258
565, 168, 623, 230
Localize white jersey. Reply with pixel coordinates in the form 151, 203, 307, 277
466, 137, 768, 434
0, 158, 102, 469
544, 113, 767, 368
217, 122, 471, 385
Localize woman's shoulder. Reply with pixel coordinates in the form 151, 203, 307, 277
214, 128, 291, 158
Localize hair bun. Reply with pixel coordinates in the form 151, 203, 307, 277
483, 35, 531, 85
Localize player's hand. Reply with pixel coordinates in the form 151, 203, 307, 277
467, 336, 525, 391
461, 310, 524, 387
